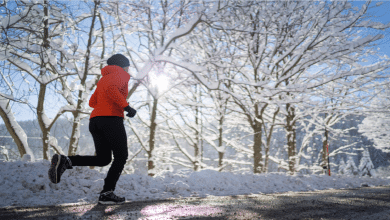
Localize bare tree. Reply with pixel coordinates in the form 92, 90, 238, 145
0, 0, 75, 159
202, 1, 390, 174
104, 0, 224, 175
66, 0, 105, 156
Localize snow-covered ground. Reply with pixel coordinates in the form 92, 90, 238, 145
1, 158, 390, 208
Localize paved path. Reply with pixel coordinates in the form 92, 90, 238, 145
1, 186, 390, 219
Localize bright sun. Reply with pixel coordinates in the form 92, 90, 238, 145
150, 73, 170, 94
148, 61, 171, 95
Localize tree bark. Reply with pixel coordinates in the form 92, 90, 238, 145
194, 85, 202, 171
322, 127, 329, 174
263, 107, 279, 173
286, 103, 296, 174
37, 84, 50, 160
218, 113, 224, 170
148, 98, 158, 176
38, 0, 50, 160
194, 142, 200, 171
0, 100, 34, 159
253, 117, 263, 173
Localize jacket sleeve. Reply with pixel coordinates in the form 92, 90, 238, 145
106, 85, 129, 108
89, 90, 97, 108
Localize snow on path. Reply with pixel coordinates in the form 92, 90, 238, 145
1, 159, 389, 208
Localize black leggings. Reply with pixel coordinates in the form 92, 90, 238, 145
68, 116, 128, 192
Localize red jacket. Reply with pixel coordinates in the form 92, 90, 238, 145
89, 65, 130, 119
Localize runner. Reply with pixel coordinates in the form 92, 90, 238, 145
48, 54, 137, 204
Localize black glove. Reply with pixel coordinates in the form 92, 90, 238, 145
124, 105, 137, 118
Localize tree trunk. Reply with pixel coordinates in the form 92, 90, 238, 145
263, 143, 270, 173
286, 103, 296, 174
68, 114, 82, 156
68, 0, 99, 156
322, 127, 329, 174
148, 98, 158, 176
193, 114, 200, 171
263, 108, 279, 173
194, 84, 201, 171
38, 84, 50, 160
253, 117, 263, 173
194, 143, 200, 171
0, 99, 34, 160
218, 114, 224, 170
38, 0, 50, 160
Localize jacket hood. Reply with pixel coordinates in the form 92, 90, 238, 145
101, 65, 125, 77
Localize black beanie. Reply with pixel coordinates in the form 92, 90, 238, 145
107, 54, 130, 68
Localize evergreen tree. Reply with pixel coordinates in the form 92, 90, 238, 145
344, 156, 358, 175
359, 149, 375, 177
0, 146, 9, 161
338, 158, 346, 175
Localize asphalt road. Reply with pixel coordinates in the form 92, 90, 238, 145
1, 186, 390, 219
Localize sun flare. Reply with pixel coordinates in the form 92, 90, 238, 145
150, 73, 170, 94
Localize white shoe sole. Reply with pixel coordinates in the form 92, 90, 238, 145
48, 154, 61, 184
54, 155, 61, 183
98, 200, 125, 204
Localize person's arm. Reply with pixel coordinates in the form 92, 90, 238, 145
89, 91, 98, 108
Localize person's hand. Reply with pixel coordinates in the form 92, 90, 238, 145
124, 105, 137, 118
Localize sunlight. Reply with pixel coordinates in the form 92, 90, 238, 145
150, 74, 170, 94
149, 62, 170, 96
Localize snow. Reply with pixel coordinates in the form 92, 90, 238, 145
1, 159, 389, 208
0, 8, 30, 29
37, 73, 58, 85
7, 57, 33, 75
41, 112, 53, 129
0, 94, 34, 161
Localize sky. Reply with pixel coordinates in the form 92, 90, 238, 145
1, 1, 390, 125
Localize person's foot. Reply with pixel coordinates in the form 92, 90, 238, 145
48, 154, 72, 184
98, 191, 125, 204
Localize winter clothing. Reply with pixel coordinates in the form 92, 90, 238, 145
124, 105, 137, 118
68, 116, 128, 192
107, 54, 130, 68
89, 65, 130, 119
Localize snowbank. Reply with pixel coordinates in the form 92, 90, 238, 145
1, 159, 390, 208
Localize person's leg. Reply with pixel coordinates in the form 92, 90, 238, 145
100, 117, 128, 192
49, 116, 127, 187
67, 117, 112, 167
